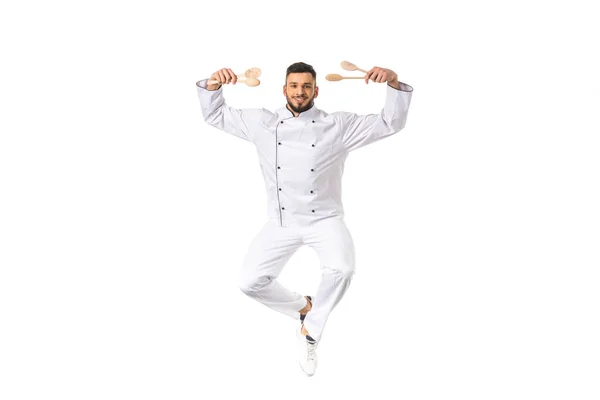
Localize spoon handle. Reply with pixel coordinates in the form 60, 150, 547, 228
208, 79, 248, 84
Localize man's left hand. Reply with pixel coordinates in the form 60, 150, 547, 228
364, 67, 399, 89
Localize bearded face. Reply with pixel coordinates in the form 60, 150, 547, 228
284, 72, 318, 115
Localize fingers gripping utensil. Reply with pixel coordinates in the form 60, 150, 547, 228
208, 67, 262, 87
208, 77, 261, 87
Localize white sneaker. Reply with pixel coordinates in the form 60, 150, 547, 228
296, 326, 318, 376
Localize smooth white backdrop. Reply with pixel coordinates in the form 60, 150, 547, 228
1, 0, 599, 399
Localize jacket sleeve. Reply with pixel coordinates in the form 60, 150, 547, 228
337, 82, 413, 152
196, 79, 262, 143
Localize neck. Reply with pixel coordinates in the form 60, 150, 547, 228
286, 104, 299, 117
286, 103, 314, 118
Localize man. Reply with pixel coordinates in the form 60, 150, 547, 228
196, 62, 412, 376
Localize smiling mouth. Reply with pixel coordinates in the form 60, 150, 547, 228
295, 97, 306, 102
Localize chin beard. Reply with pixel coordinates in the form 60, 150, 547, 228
287, 98, 314, 114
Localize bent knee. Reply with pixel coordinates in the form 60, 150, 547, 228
326, 264, 355, 281
239, 275, 269, 296
239, 277, 256, 296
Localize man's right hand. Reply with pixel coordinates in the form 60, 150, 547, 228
207, 68, 238, 90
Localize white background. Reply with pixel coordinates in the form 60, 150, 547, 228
1, 0, 599, 398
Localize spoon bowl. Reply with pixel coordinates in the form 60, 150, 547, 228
244, 77, 260, 87
244, 67, 261, 78
340, 60, 368, 74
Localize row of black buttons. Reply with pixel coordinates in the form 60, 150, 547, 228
281, 207, 316, 213
277, 166, 315, 171
277, 120, 318, 219
278, 188, 314, 194
278, 142, 316, 147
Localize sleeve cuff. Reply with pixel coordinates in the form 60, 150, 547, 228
388, 81, 413, 92
196, 79, 222, 91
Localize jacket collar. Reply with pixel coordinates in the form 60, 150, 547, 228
275, 104, 320, 121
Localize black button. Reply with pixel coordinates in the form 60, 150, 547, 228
311, 144, 315, 147
311, 210, 315, 213
277, 166, 281, 169
280, 121, 284, 124
278, 142, 281, 145
310, 169, 314, 171
312, 120, 315, 123
279, 188, 282, 191
282, 207, 285, 210
310, 190, 313, 193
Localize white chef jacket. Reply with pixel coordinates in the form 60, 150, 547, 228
196, 79, 413, 228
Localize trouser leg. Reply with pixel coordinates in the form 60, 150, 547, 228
239, 220, 307, 319
302, 218, 356, 342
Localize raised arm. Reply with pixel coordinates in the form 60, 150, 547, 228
338, 67, 413, 152
196, 67, 261, 143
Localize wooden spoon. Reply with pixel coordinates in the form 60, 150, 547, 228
340, 61, 369, 74
326, 74, 365, 81
208, 77, 261, 87
242, 67, 261, 79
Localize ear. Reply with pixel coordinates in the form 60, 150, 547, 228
314, 86, 319, 99
283, 84, 287, 97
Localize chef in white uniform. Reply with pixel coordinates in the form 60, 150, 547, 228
196, 62, 412, 376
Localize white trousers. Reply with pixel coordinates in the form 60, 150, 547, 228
239, 217, 356, 342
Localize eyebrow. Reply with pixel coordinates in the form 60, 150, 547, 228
288, 82, 314, 86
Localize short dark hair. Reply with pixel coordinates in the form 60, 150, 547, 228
286, 62, 316, 81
